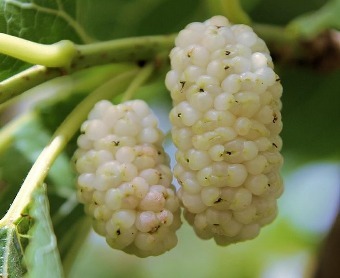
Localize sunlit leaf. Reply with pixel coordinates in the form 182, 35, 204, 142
0, 225, 26, 277
0, 0, 86, 81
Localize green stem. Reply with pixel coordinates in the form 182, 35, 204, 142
0, 34, 77, 67
0, 63, 135, 111
219, 0, 251, 24
252, 22, 303, 60
204, 0, 251, 25
286, 0, 340, 39
253, 23, 297, 44
74, 34, 175, 70
121, 63, 154, 102
0, 69, 138, 224
0, 65, 61, 105
0, 34, 175, 105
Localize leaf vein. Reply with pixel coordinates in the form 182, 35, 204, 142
4, 0, 95, 43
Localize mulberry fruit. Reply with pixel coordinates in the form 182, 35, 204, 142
166, 16, 283, 245
74, 100, 181, 257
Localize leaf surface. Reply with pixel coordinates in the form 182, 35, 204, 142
0, 225, 26, 278
0, 0, 88, 80
24, 185, 64, 278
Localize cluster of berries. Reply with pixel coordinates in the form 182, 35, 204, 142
74, 16, 283, 256
74, 100, 181, 257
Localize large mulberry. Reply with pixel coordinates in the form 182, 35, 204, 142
166, 16, 283, 245
74, 100, 181, 257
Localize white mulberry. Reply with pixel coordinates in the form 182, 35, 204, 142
166, 16, 283, 245
74, 99, 181, 257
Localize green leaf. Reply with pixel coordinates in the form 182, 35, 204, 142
0, 225, 26, 277
0, 146, 33, 218
0, 0, 89, 81
24, 185, 64, 278
76, 0, 204, 40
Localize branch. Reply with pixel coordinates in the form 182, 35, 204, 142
0, 34, 175, 104
0, 34, 76, 67
313, 212, 340, 278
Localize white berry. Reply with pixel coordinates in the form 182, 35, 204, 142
167, 16, 283, 245
74, 100, 181, 257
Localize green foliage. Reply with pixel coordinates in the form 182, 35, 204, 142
0, 146, 32, 218
24, 185, 64, 278
0, 225, 26, 277
76, 0, 204, 39
0, 0, 84, 81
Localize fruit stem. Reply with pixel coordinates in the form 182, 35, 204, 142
253, 23, 298, 44
219, 0, 251, 25
0, 69, 138, 225
121, 63, 154, 102
0, 34, 77, 68
75, 34, 175, 69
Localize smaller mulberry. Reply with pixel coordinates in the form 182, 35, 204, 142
74, 100, 181, 257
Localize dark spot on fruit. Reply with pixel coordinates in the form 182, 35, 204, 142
272, 143, 278, 148
187, 50, 192, 58
224, 65, 230, 70
225, 50, 231, 55
214, 198, 223, 204
150, 225, 160, 233
117, 229, 121, 235
273, 113, 278, 123
113, 141, 120, 146
180, 81, 186, 89
199, 88, 204, 92
177, 113, 182, 118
